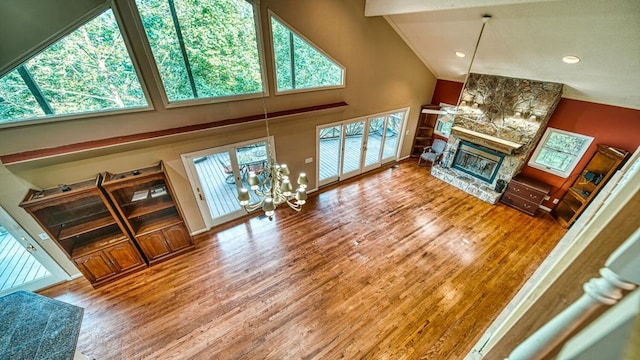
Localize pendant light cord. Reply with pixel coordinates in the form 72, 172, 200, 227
455, 15, 492, 109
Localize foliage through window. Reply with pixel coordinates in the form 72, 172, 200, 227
528, 128, 594, 178
0, 9, 148, 125
434, 104, 456, 137
270, 14, 344, 93
136, 0, 263, 102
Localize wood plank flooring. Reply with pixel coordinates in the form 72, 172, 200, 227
39, 160, 566, 359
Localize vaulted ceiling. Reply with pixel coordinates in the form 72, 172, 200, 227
365, 0, 640, 110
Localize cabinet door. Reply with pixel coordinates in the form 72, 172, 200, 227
74, 252, 117, 283
104, 241, 144, 272
137, 231, 171, 260
163, 224, 192, 252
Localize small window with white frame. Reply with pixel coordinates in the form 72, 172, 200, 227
433, 103, 456, 137
528, 127, 594, 178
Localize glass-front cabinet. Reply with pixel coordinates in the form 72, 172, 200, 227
101, 161, 194, 264
20, 176, 146, 287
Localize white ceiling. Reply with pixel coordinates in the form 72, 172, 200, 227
365, 0, 640, 110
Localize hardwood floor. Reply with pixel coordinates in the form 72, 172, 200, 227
39, 160, 566, 359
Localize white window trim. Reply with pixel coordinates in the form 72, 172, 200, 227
267, 10, 346, 95
433, 103, 456, 137
0, 1, 154, 128
131, 0, 269, 108
527, 127, 594, 178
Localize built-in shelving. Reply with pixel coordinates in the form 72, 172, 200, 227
552, 144, 628, 227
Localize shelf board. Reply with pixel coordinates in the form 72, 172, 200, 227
58, 215, 118, 241
134, 214, 183, 236
567, 187, 589, 202
48, 208, 110, 229
71, 233, 129, 258
559, 198, 581, 213
125, 198, 175, 219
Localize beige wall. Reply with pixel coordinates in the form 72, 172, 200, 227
0, 0, 436, 275
0, 0, 107, 76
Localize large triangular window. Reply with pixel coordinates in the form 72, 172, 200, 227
270, 13, 345, 93
0, 8, 149, 125
135, 0, 264, 103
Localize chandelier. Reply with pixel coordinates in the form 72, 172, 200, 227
236, 97, 308, 220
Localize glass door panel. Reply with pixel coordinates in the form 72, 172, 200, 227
0, 207, 68, 296
381, 112, 404, 162
182, 138, 273, 228
363, 116, 385, 170
318, 125, 342, 186
235, 142, 268, 204
341, 120, 365, 178
192, 150, 243, 225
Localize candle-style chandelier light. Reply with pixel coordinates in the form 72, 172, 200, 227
236, 97, 308, 220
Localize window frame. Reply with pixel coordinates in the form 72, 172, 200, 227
132, 0, 269, 109
527, 127, 594, 178
433, 103, 456, 138
0, 1, 153, 129
268, 10, 345, 96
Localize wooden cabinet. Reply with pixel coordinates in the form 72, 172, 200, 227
411, 104, 439, 157
552, 144, 628, 228
500, 175, 551, 216
74, 239, 145, 283
20, 176, 146, 287
137, 224, 191, 261
101, 161, 194, 264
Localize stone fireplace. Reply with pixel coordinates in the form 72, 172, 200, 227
431, 73, 563, 204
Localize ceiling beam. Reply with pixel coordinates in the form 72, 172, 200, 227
364, 0, 562, 16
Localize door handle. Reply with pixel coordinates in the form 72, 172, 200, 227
26, 244, 37, 252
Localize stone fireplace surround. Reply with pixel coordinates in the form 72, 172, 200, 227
431, 73, 563, 204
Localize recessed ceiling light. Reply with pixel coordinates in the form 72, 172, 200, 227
456, 51, 466, 58
562, 55, 580, 64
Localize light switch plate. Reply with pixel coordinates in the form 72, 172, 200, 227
305, 157, 313, 163
38, 233, 50, 240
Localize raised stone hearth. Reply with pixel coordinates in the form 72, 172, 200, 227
432, 73, 563, 203
431, 165, 502, 204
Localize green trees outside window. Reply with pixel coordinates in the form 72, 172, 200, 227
0, 9, 148, 124
270, 15, 344, 93
136, 0, 263, 102
528, 128, 594, 178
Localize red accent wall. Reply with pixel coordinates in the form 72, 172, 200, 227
431, 79, 640, 209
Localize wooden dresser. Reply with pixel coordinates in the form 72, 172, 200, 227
500, 175, 552, 216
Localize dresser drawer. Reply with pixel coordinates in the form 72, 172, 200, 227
501, 192, 539, 216
506, 181, 546, 203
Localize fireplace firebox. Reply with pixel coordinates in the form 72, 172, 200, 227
452, 141, 505, 183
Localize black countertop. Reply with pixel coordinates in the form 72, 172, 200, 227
0, 290, 83, 360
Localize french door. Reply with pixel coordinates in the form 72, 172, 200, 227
182, 137, 271, 229
0, 206, 68, 296
317, 108, 408, 187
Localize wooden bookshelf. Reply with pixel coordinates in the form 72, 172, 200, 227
552, 144, 629, 227
20, 175, 146, 287
101, 161, 194, 264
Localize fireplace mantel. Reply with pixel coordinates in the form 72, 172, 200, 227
451, 126, 523, 155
